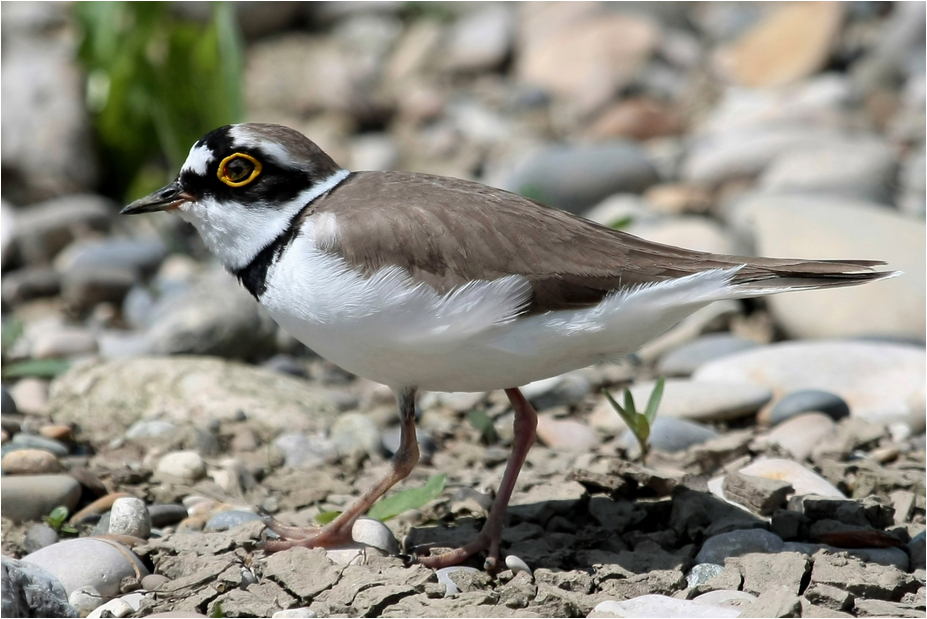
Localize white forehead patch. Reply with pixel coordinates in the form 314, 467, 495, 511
228, 125, 292, 169
181, 142, 214, 176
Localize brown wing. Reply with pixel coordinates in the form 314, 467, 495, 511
311, 171, 889, 314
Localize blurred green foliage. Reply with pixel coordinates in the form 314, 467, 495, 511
75, 2, 244, 202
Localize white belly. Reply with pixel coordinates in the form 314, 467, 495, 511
260, 227, 739, 392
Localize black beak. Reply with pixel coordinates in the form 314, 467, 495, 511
121, 180, 192, 215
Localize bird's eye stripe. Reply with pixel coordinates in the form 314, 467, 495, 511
218, 153, 262, 187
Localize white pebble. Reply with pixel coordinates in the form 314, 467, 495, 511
87, 598, 132, 619
504, 554, 532, 577
156, 450, 206, 481
351, 517, 399, 555
109, 496, 151, 539
273, 609, 318, 618
68, 586, 103, 614
435, 566, 479, 596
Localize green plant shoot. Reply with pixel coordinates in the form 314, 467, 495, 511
604, 376, 665, 465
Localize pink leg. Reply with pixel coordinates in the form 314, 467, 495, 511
263, 388, 420, 552
416, 387, 538, 571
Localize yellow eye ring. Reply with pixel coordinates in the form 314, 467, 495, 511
217, 153, 262, 187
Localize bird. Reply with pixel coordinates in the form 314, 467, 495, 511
123, 122, 896, 570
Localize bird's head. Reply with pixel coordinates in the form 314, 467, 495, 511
122, 123, 348, 270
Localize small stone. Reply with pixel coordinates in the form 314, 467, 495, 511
272, 433, 337, 469
657, 334, 760, 377
1, 474, 81, 522
9, 378, 48, 415
695, 529, 784, 565
24, 523, 59, 553
31, 328, 98, 359
736, 458, 844, 499
7, 432, 68, 456
1, 556, 76, 618
722, 471, 793, 516
25, 538, 149, 598
204, 510, 262, 532
686, 563, 724, 588
803, 583, 853, 612
61, 266, 136, 310
140, 574, 169, 591
445, 4, 513, 72
810, 552, 919, 601
272, 609, 318, 618
329, 412, 382, 458
627, 379, 772, 422
156, 450, 206, 482
86, 596, 139, 619
68, 586, 104, 615
853, 599, 924, 618
55, 237, 167, 278
12, 196, 112, 265
591, 595, 740, 618
2, 448, 61, 474
350, 517, 399, 554
39, 425, 72, 442
536, 415, 599, 453
909, 532, 925, 571
1, 267, 60, 304
739, 586, 802, 618
761, 412, 836, 461
732, 552, 809, 596
108, 497, 151, 539
504, 555, 532, 577
765, 390, 850, 425
620, 416, 719, 454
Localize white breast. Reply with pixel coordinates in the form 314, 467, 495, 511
260, 221, 744, 392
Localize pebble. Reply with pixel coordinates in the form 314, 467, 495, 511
522, 371, 592, 409
504, 555, 532, 577
738, 458, 844, 498
329, 412, 382, 458
1, 556, 74, 618
502, 141, 659, 214
272, 609, 318, 618
23, 523, 59, 553
6, 432, 68, 456
761, 412, 836, 461
204, 510, 263, 532
12, 195, 112, 265
156, 450, 206, 482
70, 493, 130, 525
1, 474, 81, 522
272, 432, 338, 469
909, 531, 925, 571
748, 197, 925, 340
591, 595, 740, 618
1, 267, 61, 303
9, 378, 48, 415
686, 563, 724, 587
262, 354, 307, 377
436, 566, 480, 596
62, 265, 136, 310
695, 529, 785, 565
24, 538, 149, 597
626, 217, 734, 255
125, 420, 178, 440
445, 4, 512, 72
694, 341, 925, 426
535, 415, 600, 453
351, 517, 400, 555
31, 327, 98, 359
141, 573, 170, 591
657, 334, 761, 376
87, 594, 141, 619
623, 416, 719, 454
108, 497, 151, 539
692, 590, 757, 608
39, 424, 73, 442
1, 385, 17, 414
2, 448, 61, 474
763, 389, 850, 425
55, 237, 167, 277
626, 379, 771, 422
68, 585, 104, 615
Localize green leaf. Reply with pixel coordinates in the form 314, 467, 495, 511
644, 377, 665, 425
367, 473, 446, 522
468, 408, 497, 444
3, 359, 70, 379
604, 389, 640, 436
209, 601, 226, 618
44, 505, 69, 530
608, 215, 634, 230
623, 388, 637, 417
315, 511, 341, 525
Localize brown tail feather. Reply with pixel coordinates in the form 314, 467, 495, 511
729, 258, 899, 294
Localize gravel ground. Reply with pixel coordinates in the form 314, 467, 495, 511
1, 2, 925, 618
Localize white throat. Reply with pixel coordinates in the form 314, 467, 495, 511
177, 169, 350, 270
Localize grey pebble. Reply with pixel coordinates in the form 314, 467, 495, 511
351, 517, 400, 555
147, 504, 188, 527
156, 450, 206, 481
108, 497, 151, 539
1, 556, 77, 618
620, 416, 718, 453
25, 538, 149, 598
504, 555, 532, 577
909, 531, 925, 571
272, 433, 337, 469
7, 433, 69, 456
55, 237, 167, 277
262, 354, 307, 377
768, 389, 850, 425
330, 412, 382, 458
125, 420, 178, 441
204, 510, 263, 532
61, 265, 136, 310
657, 333, 761, 376
24, 523, 59, 553
696, 529, 784, 565
68, 586, 103, 615
1, 474, 81, 523
1, 267, 60, 304
140, 574, 170, 591
686, 562, 724, 587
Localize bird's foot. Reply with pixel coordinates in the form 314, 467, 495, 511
260, 515, 353, 552
413, 530, 501, 572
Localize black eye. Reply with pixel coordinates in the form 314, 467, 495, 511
217, 153, 262, 187
225, 158, 252, 182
